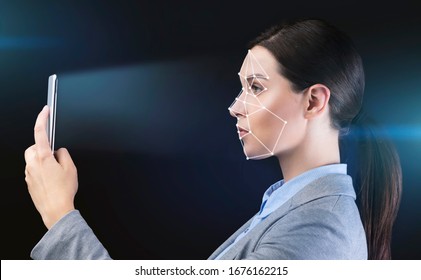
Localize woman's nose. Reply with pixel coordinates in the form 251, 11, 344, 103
228, 90, 246, 118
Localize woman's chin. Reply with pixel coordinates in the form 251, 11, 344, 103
243, 148, 273, 160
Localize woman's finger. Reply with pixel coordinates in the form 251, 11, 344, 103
34, 106, 53, 161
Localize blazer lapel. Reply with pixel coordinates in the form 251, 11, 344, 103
219, 198, 294, 259
207, 215, 255, 260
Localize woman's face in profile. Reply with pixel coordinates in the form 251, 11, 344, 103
229, 46, 308, 160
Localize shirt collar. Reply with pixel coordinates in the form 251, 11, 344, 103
258, 163, 348, 218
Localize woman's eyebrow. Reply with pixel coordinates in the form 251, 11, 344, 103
246, 73, 269, 80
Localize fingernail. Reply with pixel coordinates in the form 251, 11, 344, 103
43, 105, 48, 111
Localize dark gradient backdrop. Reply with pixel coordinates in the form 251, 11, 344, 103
1, 0, 420, 259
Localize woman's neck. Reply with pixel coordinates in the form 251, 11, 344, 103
277, 128, 340, 182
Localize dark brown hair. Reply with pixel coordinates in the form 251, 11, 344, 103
250, 18, 402, 259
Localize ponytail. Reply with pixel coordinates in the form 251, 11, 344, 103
344, 112, 402, 259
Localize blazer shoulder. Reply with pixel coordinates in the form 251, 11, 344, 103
289, 173, 356, 208
242, 175, 366, 260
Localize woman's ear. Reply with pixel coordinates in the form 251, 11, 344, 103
304, 84, 331, 119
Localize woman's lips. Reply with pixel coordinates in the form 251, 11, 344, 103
238, 127, 249, 138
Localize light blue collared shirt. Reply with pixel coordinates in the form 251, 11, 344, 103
215, 163, 348, 260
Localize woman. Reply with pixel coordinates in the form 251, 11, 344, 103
24, 19, 402, 260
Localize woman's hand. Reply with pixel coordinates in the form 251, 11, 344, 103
24, 106, 78, 229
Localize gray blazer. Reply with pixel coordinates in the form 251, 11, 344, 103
208, 174, 367, 259
31, 174, 367, 259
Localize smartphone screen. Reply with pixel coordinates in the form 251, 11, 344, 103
47, 74, 58, 152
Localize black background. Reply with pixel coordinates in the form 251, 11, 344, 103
1, 0, 420, 259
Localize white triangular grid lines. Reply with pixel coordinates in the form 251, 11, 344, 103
228, 49, 287, 160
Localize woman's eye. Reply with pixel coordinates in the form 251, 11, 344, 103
251, 84, 263, 94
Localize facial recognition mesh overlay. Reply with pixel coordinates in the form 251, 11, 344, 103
229, 50, 287, 160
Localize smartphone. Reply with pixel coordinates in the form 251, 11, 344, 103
46, 74, 58, 152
